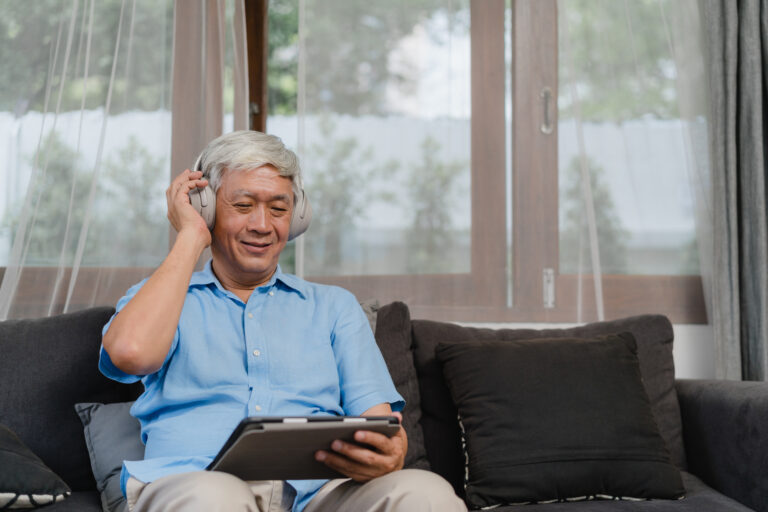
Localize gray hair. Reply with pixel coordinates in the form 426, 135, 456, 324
197, 130, 301, 199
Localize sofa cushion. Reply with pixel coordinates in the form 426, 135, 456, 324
373, 302, 430, 469
75, 402, 143, 512
483, 472, 752, 512
0, 307, 143, 492
32, 491, 102, 511
411, 314, 685, 495
0, 423, 70, 508
436, 333, 685, 508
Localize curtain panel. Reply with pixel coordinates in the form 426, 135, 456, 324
703, 0, 768, 381
0, 0, 248, 320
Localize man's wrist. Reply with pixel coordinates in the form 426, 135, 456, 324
173, 227, 210, 258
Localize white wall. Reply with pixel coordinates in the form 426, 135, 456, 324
672, 324, 715, 379
462, 322, 716, 380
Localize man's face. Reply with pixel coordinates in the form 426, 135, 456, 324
211, 165, 293, 286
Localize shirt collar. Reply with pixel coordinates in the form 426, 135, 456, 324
189, 259, 307, 300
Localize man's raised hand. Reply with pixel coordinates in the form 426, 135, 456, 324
166, 169, 211, 247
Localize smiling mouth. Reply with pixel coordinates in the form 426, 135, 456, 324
241, 240, 271, 252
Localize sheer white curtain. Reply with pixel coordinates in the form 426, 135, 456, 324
0, 0, 248, 320
556, 0, 711, 323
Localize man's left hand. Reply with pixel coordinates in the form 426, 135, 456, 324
315, 411, 407, 482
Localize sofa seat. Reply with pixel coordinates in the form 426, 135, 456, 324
485, 473, 751, 511
42, 491, 102, 511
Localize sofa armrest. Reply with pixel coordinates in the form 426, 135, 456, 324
676, 378, 768, 512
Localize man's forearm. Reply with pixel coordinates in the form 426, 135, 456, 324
102, 229, 207, 376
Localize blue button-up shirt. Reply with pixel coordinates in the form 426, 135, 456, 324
99, 261, 404, 511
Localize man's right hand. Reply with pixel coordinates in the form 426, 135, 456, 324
166, 169, 212, 247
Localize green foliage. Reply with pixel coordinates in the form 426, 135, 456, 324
267, 0, 455, 115
559, 156, 629, 274
266, 1, 471, 276
2, 131, 88, 264
3, 133, 168, 267
93, 136, 168, 266
559, 0, 681, 121
406, 136, 466, 273
268, 0, 299, 115
303, 118, 398, 274
0, 0, 173, 115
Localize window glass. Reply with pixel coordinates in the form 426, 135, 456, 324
269, 0, 472, 277
557, 0, 702, 276
0, 0, 174, 267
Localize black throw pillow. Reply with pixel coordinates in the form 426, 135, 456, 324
374, 302, 430, 470
436, 333, 685, 509
0, 423, 70, 508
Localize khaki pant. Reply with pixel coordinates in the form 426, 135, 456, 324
126, 469, 466, 512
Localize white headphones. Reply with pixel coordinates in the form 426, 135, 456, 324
188, 153, 312, 241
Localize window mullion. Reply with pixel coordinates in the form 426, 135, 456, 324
470, 0, 507, 307
511, 0, 559, 315
244, 0, 268, 132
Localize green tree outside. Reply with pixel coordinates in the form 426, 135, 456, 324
268, 0, 469, 276
92, 136, 168, 266
302, 117, 398, 275
2, 132, 89, 265
0, 0, 173, 116
406, 136, 466, 273
559, 0, 687, 121
559, 155, 629, 275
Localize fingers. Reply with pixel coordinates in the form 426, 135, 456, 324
314, 428, 406, 482
350, 429, 396, 453
165, 169, 212, 241
166, 170, 208, 210
167, 169, 207, 199
315, 445, 392, 482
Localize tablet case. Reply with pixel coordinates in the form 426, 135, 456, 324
207, 416, 400, 480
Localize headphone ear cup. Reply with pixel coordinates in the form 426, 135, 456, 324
189, 184, 216, 230
288, 189, 312, 241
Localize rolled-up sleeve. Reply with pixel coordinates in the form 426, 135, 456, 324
331, 290, 404, 416
99, 278, 178, 384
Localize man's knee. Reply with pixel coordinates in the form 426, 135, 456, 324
379, 469, 466, 511
134, 471, 258, 512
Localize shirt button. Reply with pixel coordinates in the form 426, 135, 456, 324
254, 405, 262, 412
247, 313, 253, 319
268, 291, 274, 297
252, 349, 261, 357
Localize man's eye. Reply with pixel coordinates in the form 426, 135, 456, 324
234, 203, 250, 209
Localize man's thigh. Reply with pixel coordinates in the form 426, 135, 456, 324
127, 472, 295, 512
305, 469, 467, 512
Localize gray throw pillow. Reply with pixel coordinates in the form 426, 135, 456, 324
75, 402, 144, 512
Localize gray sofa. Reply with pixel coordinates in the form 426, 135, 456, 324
0, 303, 766, 511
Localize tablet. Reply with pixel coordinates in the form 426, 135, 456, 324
206, 416, 401, 480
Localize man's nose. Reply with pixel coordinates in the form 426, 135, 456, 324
247, 205, 271, 233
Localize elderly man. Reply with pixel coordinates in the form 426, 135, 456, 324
100, 131, 465, 512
